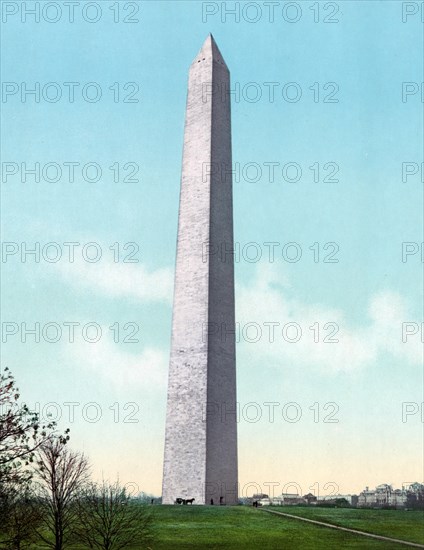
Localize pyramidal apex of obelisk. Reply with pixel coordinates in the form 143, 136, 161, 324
191, 33, 229, 69
162, 36, 238, 505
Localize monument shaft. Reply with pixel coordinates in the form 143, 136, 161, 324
162, 36, 238, 505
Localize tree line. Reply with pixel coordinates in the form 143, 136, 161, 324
0, 367, 153, 550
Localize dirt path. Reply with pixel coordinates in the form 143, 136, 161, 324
262, 508, 424, 548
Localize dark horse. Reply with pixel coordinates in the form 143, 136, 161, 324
175, 497, 195, 505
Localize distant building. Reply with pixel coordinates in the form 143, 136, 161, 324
265, 493, 306, 506
248, 482, 423, 509
408, 482, 424, 493
251, 493, 269, 506
375, 484, 392, 507
358, 484, 394, 507
250, 492, 307, 506
252, 493, 268, 501
282, 493, 306, 505
405, 483, 424, 509
358, 486, 376, 507
389, 489, 407, 508
351, 495, 359, 507
358, 483, 424, 509
303, 493, 318, 505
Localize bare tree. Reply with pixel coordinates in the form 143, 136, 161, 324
74, 480, 152, 550
0, 483, 42, 550
35, 436, 90, 550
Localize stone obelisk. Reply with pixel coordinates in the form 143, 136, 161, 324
162, 35, 237, 505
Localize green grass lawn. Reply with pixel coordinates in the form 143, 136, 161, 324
2, 505, 423, 549
148, 505, 423, 549
267, 506, 424, 546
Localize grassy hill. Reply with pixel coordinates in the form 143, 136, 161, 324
267, 506, 424, 546
2, 505, 423, 549
149, 505, 423, 549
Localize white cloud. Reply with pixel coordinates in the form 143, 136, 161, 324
66, 337, 168, 390
59, 262, 421, 379
367, 291, 422, 365
236, 264, 422, 373
55, 259, 173, 303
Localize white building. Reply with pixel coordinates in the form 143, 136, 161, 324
358, 486, 377, 507
357, 483, 423, 509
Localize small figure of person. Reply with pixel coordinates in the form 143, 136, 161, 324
151, 498, 154, 505
210, 498, 214, 505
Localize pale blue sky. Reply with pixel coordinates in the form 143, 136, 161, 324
1, 1, 423, 496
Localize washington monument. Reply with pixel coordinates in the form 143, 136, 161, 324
162, 35, 238, 505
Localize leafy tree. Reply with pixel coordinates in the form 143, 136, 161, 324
0, 367, 55, 515
1, 367, 51, 464
74, 480, 153, 550
334, 498, 350, 508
